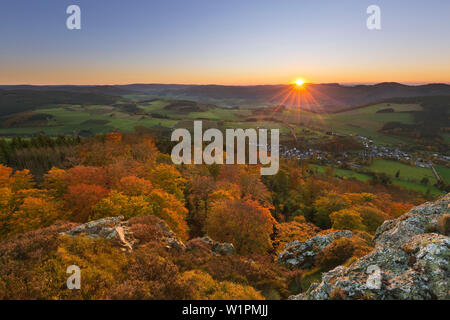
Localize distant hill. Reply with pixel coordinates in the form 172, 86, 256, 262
1, 82, 450, 113
0, 85, 133, 96
117, 82, 450, 112
0, 89, 118, 116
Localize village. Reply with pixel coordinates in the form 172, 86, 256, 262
279, 134, 449, 171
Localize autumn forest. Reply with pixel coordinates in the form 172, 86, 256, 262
0, 131, 425, 300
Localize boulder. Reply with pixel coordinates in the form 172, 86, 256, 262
290, 194, 450, 300
156, 220, 186, 251
187, 236, 236, 256
61, 216, 137, 251
277, 230, 353, 269
373, 194, 449, 248
212, 242, 236, 256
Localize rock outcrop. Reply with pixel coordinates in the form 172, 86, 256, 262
186, 236, 236, 256
62, 216, 236, 257
278, 230, 353, 269
157, 220, 186, 251
290, 194, 450, 300
61, 216, 137, 251
157, 224, 235, 255
197, 236, 236, 256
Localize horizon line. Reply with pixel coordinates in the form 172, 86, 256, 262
1, 81, 449, 87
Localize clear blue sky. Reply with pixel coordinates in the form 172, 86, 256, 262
1, 0, 449, 85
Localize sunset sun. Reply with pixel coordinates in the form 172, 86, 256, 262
295, 78, 304, 86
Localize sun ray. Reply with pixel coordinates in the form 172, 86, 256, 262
266, 78, 333, 130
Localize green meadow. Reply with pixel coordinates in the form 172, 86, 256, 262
313, 164, 443, 195
0, 98, 446, 196
435, 166, 450, 184
366, 159, 437, 185
279, 103, 421, 145
0, 100, 423, 145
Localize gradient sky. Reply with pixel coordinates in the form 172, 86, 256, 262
1, 0, 449, 85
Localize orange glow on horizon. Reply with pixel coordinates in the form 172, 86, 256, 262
0, 67, 449, 86
295, 78, 304, 86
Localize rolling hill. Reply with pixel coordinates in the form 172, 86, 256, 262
2, 82, 450, 112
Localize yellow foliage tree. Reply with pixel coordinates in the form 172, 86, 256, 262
354, 205, 389, 233
0, 165, 13, 187
11, 169, 35, 192
313, 192, 351, 229
91, 190, 152, 220
148, 164, 186, 201
10, 197, 60, 235
147, 188, 189, 241
43, 167, 69, 197
329, 209, 365, 231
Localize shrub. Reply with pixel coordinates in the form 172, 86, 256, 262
330, 209, 365, 231
313, 193, 351, 229
355, 206, 389, 233
179, 270, 264, 300
315, 237, 372, 270
437, 214, 450, 236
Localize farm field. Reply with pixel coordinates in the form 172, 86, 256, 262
313, 165, 372, 182
0, 98, 447, 197
138, 100, 252, 121
391, 179, 442, 195
0, 100, 249, 136
0, 99, 428, 148
366, 159, 437, 185
313, 164, 443, 195
0, 105, 178, 136
280, 103, 420, 145
435, 165, 450, 184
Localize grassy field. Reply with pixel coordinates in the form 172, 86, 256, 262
0, 100, 424, 147
435, 166, 450, 184
0, 100, 247, 136
35, 105, 178, 134
391, 179, 441, 195
314, 165, 373, 182
0, 98, 446, 196
313, 164, 443, 195
366, 159, 437, 185
137, 100, 252, 122
280, 103, 420, 145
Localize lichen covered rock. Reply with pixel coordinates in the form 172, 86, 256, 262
290, 194, 450, 300
61, 216, 137, 251
187, 236, 236, 256
156, 220, 186, 250
277, 230, 353, 269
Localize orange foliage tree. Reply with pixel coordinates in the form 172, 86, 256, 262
66, 166, 109, 188
147, 189, 189, 241
206, 198, 276, 254
64, 184, 109, 222
116, 176, 152, 197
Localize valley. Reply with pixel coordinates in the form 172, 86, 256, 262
0, 85, 448, 196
